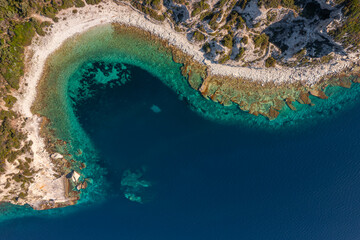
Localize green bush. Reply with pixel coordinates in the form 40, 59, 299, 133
209, 11, 222, 30
42, 6, 58, 19
193, 31, 205, 42
0, 116, 26, 164
151, 0, 162, 10
267, 11, 277, 22
202, 42, 211, 53
74, 0, 86, 7
215, 0, 229, 8
218, 54, 230, 64
61, 0, 75, 9
18, 192, 28, 199
281, 0, 295, 8
235, 47, 246, 60
222, 33, 233, 48
258, 0, 281, 8
0, 110, 16, 120
265, 56, 276, 67
241, 35, 248, 44
200, 11, 212, 20
11, 22, 35, 47
237, 0, 249, 9
191, 0, 210, 17
32, 19, 46, 36
85, 0, 102, 5
3, 95, 17, 108
253, 33, 269, 50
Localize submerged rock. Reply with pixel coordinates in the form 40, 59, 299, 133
121, 169, 151, 203
310, 89, 328, 99
150, 104, 161, 113
298, 92, 312, 105
76, 180, 88, 191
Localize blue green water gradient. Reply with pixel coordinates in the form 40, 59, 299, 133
2, 24, 360, 240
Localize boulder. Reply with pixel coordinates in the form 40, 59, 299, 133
50, 153, 63, 159
298, 92, 311, 105
285, 98, 296, 111
66, 170, 81, 183
309, 89, 328, 99
268, 107, 280, 120
76, 181, 88, 191
338, 77, 352, 88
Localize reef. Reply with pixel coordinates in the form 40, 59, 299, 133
121, 169, 151, 204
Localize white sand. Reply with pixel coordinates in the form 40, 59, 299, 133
8, 0, 358, 207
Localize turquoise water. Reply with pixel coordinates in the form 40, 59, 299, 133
2, 24, 360, 239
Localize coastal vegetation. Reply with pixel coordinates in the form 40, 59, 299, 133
191, 0, 210, 17
265, 56, 276, 67
331, 0, 360, 49
193, 30, 206, 42
0, 0, 96, 202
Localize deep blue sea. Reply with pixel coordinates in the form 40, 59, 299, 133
2, 62, 360, 240
2, 24, 360, 240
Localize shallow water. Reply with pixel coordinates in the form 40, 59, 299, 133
2, 24, 360, 239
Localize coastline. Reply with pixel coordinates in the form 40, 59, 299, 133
5, 0, 360, 210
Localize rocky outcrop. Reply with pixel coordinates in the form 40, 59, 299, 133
285, 97, 297, 111
298, 92, 312, 105
50, 153, 64, 159
309, 89, 328, 99
76, 180, 88, 191
66, 170, 81, 183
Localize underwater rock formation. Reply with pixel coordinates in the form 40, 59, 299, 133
121, 169, 151, 203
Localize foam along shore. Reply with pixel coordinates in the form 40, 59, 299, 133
6, 0, 358, 209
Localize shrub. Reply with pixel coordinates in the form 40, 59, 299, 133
202, 42, 211, 53
241, 35, 248, 44
85, 0, 102, 5
235, 47, 246, 60
237, 0, 249, 9
0, 110, 16, 120
200, 11, 212, 20
18, 192, 28, 199
265, 56, 276, 67
74, 0, 86, 7
3, 95, 17, 108
11, 22, 35, 47
253, 33, 269, 50
191, 0, 210, 17
281, 0, 295, 8
222, 33, 233, 48
151, 0, 162, 10
31, 19, 46, 36
215, 0, 229, 8
209, 11, 222, 30
267, 11, 277, 22
193, 31, 205, 42
218, 54, 230, 64
258, 0, 281, 8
